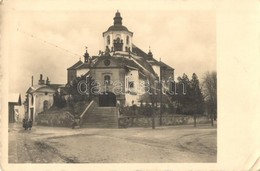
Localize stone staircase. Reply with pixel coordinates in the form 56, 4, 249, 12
81, 107, 118, 128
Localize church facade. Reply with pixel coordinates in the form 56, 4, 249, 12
67, 11, 175, 107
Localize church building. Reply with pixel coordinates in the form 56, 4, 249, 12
67, 11, 175, 107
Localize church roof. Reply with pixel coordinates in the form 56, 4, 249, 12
148, 59, 174, 70
130, 53, 156, 76
106, 25, 132, 33
76, 62, 91, 70
158, 61, 174, 70
132, 44, 174, 70
132, 44, 149, 59
67, 60, 83, 70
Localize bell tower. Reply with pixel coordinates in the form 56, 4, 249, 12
103, 11, 133, 53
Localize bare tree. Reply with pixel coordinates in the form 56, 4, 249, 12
202, 71, 217, 126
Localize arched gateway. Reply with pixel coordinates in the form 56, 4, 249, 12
98, 92, 116, 107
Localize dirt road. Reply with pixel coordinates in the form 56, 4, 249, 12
9, 123, 216, 163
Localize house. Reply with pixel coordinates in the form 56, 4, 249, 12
67, 11, 175, 107
8, 93, 22, 123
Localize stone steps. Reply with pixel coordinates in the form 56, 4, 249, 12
81, 107, 118, 128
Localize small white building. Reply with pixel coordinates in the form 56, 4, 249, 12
26, 75, 64, 122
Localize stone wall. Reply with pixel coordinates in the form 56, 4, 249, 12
36, 112, 74, 127
118, 115, 211, 128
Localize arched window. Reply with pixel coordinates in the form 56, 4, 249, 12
107, 36, 110, 45
104, 75, 111, 85
126, 36, 129, 45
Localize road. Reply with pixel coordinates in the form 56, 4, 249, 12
8, 123, 217, 163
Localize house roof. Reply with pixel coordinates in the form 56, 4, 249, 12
26, 84, 64, 94
67, 60, 83, 70
9, 93, 22, 105
48, 84, 66, 90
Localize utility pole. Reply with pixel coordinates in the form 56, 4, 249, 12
159, 66, 166, 126
194, 112, 197, 127
152, 97, 155, 129
159, 67, 162, 126
149, 77, 155, 129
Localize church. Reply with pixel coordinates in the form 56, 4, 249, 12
25, 11, 175, 124
67, 11, 175, 107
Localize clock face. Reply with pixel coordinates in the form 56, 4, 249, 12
104, 59, 111, 66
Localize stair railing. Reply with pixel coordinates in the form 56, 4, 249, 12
79, 100, 95, 122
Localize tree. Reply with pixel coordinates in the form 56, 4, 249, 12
67, 75, 96, 102
202, 71, 217, 125
172, 73, 193, 114
190, 73, 204, 114
53, 91, 66, 108
171, 73, 204, 116
190, 73, 205, 127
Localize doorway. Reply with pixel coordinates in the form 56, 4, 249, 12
98, 92, 116, 107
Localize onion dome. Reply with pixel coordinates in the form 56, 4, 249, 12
103, 10, 133, 35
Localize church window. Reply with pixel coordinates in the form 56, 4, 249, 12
104, 59, 111, 66
126, 36, 129, 45
104, 75, 111, 85
107, 36, 110, 45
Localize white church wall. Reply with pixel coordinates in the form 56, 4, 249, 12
125, 70, 143, 105
76, 68, 89, 77
103, 31, 133, 52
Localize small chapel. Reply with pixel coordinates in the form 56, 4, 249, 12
67, 11, 175, 107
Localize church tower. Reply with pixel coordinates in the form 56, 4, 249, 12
103, 11, 133, 52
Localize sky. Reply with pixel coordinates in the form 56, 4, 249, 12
4, 3, 216, 99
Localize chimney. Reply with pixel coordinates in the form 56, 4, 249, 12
46, 77, 50, 85
38, 74, 45, 85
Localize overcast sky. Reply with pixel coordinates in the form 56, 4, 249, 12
6, 6, 215, 98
